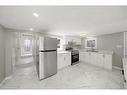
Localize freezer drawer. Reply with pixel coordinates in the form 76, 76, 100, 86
39, 51, 57, 80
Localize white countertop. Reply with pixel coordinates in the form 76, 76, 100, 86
79, 50, 113, 55
57, 51, 71, 54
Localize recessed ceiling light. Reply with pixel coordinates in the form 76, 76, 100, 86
29, 28, 33, 31
33, 13, 39, 17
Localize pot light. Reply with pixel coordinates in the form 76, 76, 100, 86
29, 28, 33, 31
33, 13, 39, 17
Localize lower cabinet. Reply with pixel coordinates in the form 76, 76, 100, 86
79, 52, 112, 70
97, 53, 104, 67
57, 52, 71, 70
104, 54, 112, 70
79, 52, 87, 62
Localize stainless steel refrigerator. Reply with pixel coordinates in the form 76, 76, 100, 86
37, 36, 57, 80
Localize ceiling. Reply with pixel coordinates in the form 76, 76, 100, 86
0, 6, 127, 36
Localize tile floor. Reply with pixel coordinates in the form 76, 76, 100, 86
0, 62, 125, 89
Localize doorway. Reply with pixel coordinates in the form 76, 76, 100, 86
14, 32, 37, 71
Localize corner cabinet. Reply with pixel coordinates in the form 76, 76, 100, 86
79, 51, 112, 70
57, 52, 71, 70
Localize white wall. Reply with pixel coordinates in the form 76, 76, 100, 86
4, 31, 14, 77
125, 32, 127, 57
0, 25, 5, 83
97, 32, 124, 68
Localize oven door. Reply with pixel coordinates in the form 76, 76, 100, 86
71, 54, 79, 64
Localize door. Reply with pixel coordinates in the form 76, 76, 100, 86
57, 53, 63, 69
98, 53, 104, 67
44, 37, 57, 50
39, 51, 57, 79
91, 53, 97, 65
64, 53, 71, 66
79, 52, 85, 62
44, 51, 57, 77
85, 52, 90, 64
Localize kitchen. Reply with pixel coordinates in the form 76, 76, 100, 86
0, 6, 126, 89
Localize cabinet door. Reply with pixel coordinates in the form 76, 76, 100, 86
57, 54, 64, 69
91, 53, 98, 65
79, 52, 85, 62
73, 37, 81, 45
97, 53, 104, 67
104, 54, 112, 70
84, 52, 88, 63
64, 53, 71, 66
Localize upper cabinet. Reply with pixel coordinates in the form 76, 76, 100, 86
63, 36, 81, 45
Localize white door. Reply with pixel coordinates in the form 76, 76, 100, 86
79, 52, 85, 62
91, 53, 97, 65
64, 53, 71, 66
85, 52, 90, 63
57, 53, 64, 69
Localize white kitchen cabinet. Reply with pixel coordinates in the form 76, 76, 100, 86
79, 52, 85, 62
85, 52, 91, 64
73, 37, 81, 45
91, 52, 98, 66
79, 52, 87, 62
97, 53, 104, 67
57, 52, 71, 70
63, 36, 81, 45
104, 54, 112, 70
79, 52, 91, 64
79, 51, 112, 70
57, 53, 63, 69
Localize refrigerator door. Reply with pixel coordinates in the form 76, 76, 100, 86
39, 36, 57, 50
39, 51, 57, 80
44, 37, 57, 50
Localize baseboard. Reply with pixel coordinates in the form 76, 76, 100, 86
112, 66, 122, 71
0, 76, 12, 87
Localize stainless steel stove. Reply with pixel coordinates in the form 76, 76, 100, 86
71, 50, 79, 65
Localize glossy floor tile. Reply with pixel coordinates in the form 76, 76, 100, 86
0, 62, 124, 89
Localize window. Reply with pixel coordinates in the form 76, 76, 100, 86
21, 33, 33, 56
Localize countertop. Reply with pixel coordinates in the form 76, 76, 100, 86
79, 50, 113, 55
57, 51, 71, 54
